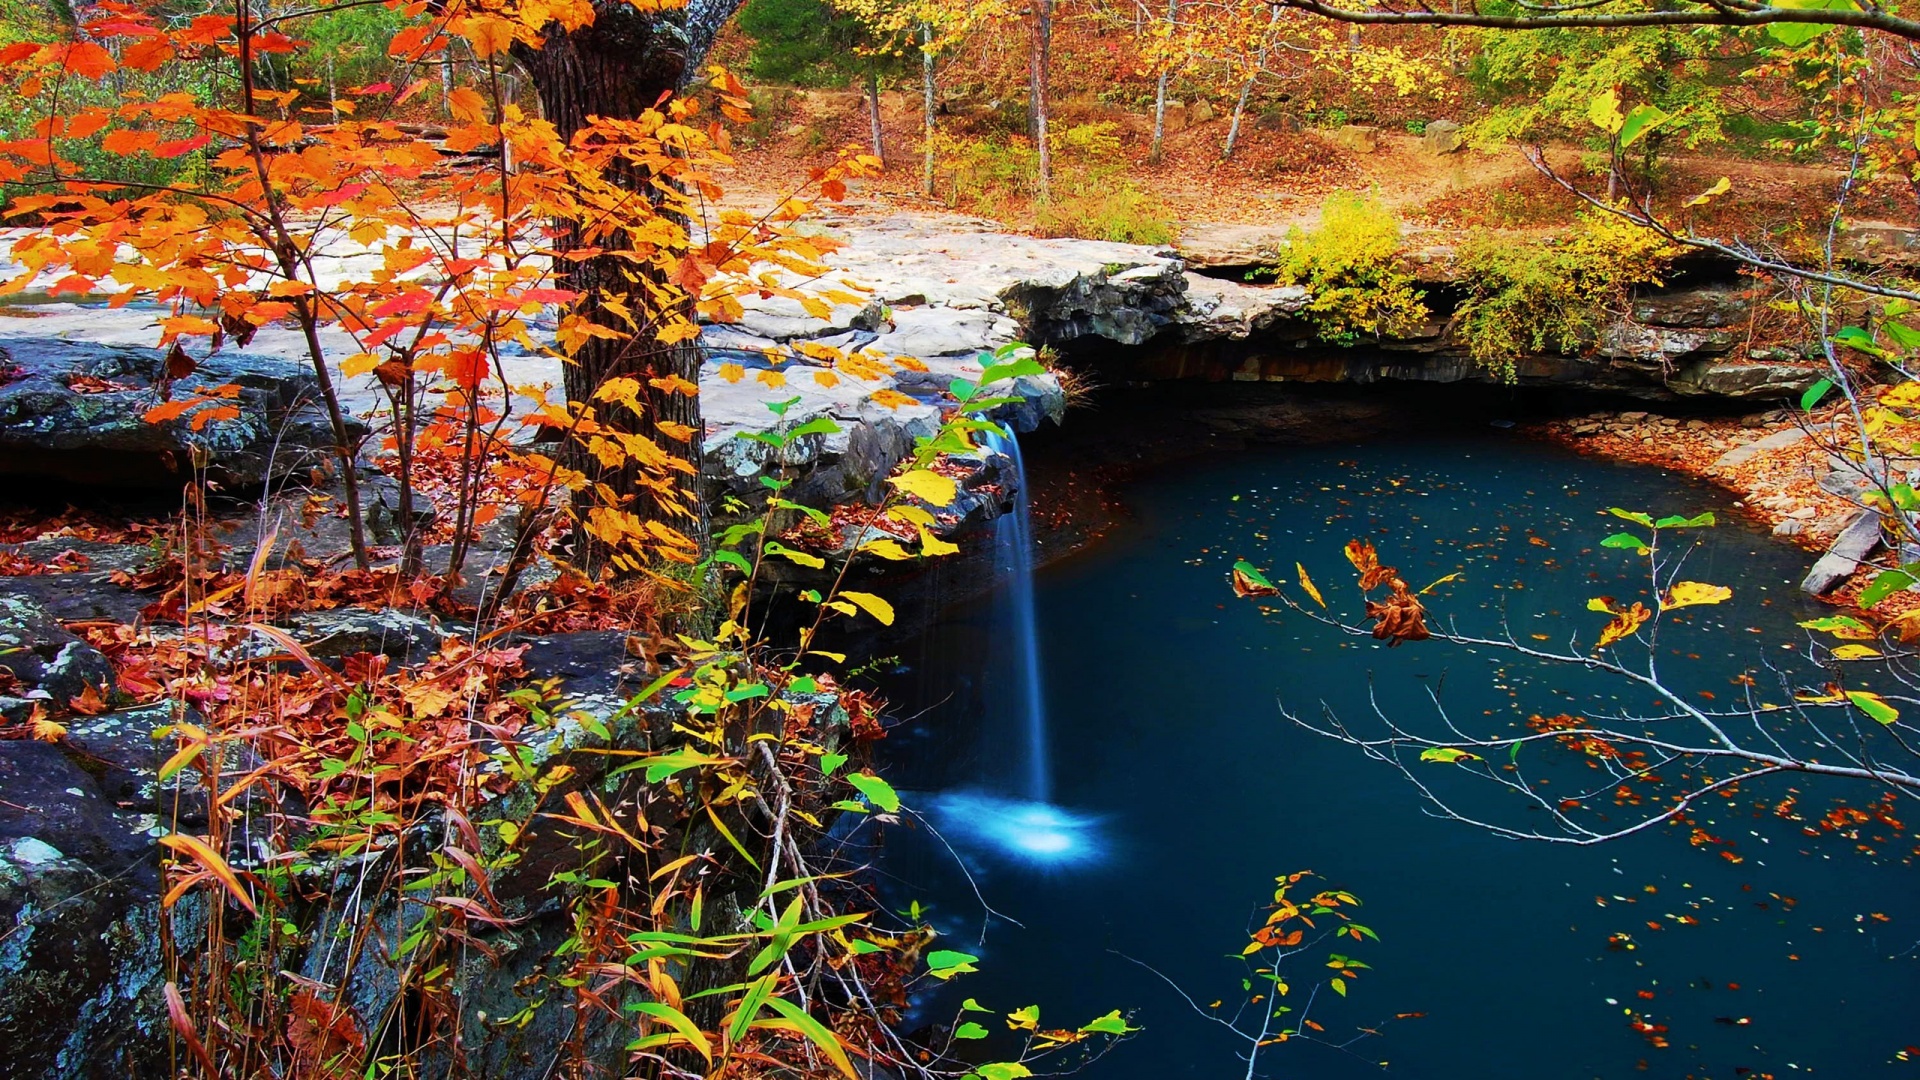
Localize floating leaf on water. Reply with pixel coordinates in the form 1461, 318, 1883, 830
1419, 747, 1480, 764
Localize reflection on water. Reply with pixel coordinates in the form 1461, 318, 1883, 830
879, 434, 1920, 1080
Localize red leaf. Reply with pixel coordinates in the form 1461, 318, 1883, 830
369, 290, 432, 319
154, 133, 211, 159
101, 129, 157, 155
121, 38, 174, 71
62, 41, 116, 78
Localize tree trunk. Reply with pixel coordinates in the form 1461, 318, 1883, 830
866, 69, 885, 167
1031, 0, 1052, 203
1224, 74, 1253, 159
921, 23, 936, 198
516, 0, 741, 569
1223, 8, 1277, 160
1148, 0, 1175, 165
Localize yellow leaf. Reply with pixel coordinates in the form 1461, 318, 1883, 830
447, 87, 489, 122
756, 368, 787, 389
837, 591, 895, 626
889, 469, 957, 507
159, 833, 257, 915
1661, 581, 1731, 611
813, 370, 840, 388
1592, 599, 1653, 649
1832, 644, 1882, 660
917, 525, 959, 557
718, 362, 745, 384
1588, 88, 1624, 135
1685, 176, 1732, 208
1296, 563, 1325, 608
342, 351, 381, 378
859, 538, 914, 560
886, 505, 936, 528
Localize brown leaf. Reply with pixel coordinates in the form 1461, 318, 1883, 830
286, 990, 364, 1080
1232, 564, 1279, 598
1363, 580, 1430, 646
372, 360, 412, 388
1344, 538, 1398, 590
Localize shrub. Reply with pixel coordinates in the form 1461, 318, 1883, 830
934, 121, 1175, 245
1271, 191, 1429, 343
1453, 211, 1676, 381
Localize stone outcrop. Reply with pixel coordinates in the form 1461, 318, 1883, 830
0, 704, 185, 1080
0, 338, 363, 490
0, 594, 115, 721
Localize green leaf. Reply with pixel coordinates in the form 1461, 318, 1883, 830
711, 549, 752, 574
1767, 0, 1858, 45
1233, 559, 1276, 590
1858, 567, 1916, 608
927, 949, 980, 979
1799, 614, 1875, 638
978, 357, 1046, 386
747, 895, 805, 976
1329, 977, 1348, 997
954, 1021, 990, 1040
761, 996, 859, 1079
1802, 378, 1835, 411
729, 973, 779, 1043
607, 749, 727, 784
961, 997, 990, 1012
819, 752, 847, 776
1846, 689, 1900, 724
974, 1065, 1034, 1080
847, 772, 901, 812
628, 1002, 713, 1063
1600, 532, 1651, 552
1418, 747, 1481, 764
1617, 104, 1670, 148
1653, 512, 1716, 529
1078, 1010, 1137, 1036
1883, 321, 1920, 351
787, 415, 843, 438
763, 542, 826, 569
1834, 325, 1889, 358
1607, 508, 1654, 526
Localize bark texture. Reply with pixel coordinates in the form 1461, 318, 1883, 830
515, 1, 741, 565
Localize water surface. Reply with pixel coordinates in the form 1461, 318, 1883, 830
879, 433, 1919, 1080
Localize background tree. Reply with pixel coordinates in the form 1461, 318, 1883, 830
738, 0, 911, 162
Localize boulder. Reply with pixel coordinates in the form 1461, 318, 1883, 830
1670, 359, 1823, 399
0, 595, 115, 722
1189, 99, 1216, 125
1421, 119, 1463, 154
1329, 125, 1378, 153
1161, 101, 1188, 133
0, 337, 366, 490
0, 704, 188, 1080
1803, 509, 1883, 594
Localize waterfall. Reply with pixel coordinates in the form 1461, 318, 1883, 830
925, 425, 1100, 869
983, 425, 1051, 804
